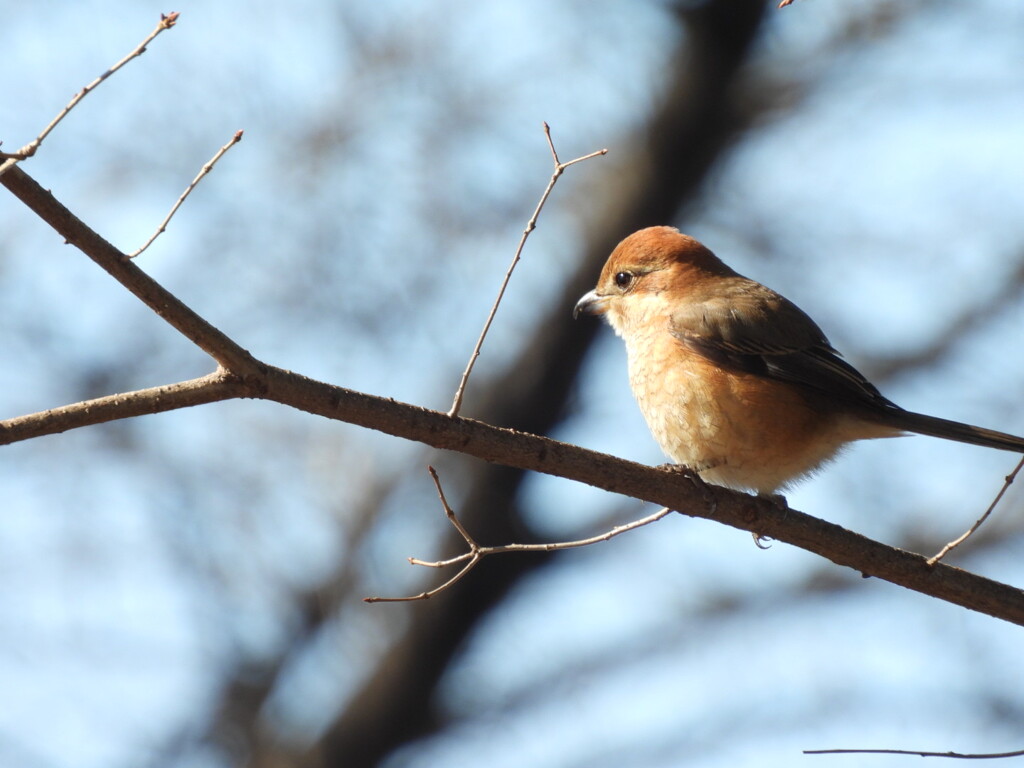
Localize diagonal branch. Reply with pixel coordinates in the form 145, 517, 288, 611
447, 124, 607, 417
0, 163, 263, 378
0, 12, 180, 171
129, 129, 244, 259
928, 455, 1024, 565
4, 360, 1023, 628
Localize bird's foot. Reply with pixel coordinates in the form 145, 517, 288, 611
750, 492, 788, 548
656, 463, 718, 516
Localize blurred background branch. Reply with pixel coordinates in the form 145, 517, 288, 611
2, 2, 1024, 768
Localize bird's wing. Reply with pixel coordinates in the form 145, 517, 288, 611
669, 279, 898, 411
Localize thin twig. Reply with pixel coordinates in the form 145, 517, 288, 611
928, 456, 1024, 565
447, 122, 607, 418
365, 465, 671, 603
129, 129, 243, 258
806, 747, 1024, 759
0, 12, 180, 177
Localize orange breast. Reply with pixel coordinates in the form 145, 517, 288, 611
625, 334, 878, 493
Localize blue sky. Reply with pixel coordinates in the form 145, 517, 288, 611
2, 2, 1024, 767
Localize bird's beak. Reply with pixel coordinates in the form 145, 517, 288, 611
573, 289, 609, 319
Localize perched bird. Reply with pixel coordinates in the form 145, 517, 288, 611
574, 226, 1024, 494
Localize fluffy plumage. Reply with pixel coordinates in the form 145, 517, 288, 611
575, 226, 1024, 493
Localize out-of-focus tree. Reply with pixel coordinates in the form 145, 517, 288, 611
1, 2, 1022, 768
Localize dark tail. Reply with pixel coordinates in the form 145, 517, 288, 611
883, 409, 1024, 453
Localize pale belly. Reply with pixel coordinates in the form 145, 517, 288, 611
626, 340, 895, 494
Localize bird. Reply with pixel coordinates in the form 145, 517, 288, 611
574, 226, 1024, 495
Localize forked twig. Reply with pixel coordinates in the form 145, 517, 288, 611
928, 455, 1024, 566
447, 123, 607, 418
0, 12, 180, 177
364, 466, 672, 603
129, 129, 243, 258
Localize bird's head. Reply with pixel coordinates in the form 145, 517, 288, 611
574, 226, 735, 337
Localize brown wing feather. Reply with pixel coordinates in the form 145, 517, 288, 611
669, 277, 897, 411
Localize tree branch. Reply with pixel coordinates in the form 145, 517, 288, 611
0, 371, 239, 441
0, 163, 264, 378
805, 747, 1024, 759
447, 123, 606, 417
928, 456, 1024, 565
365, 467, 674, 602
2, 23, 1022, 630
129, 129, 244, 259
0, 12, 180, 169
4, 358, 1023, 626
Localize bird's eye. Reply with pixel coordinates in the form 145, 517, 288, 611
614, 271, 633, 289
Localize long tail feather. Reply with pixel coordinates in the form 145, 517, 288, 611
884, 410, 1024, 453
